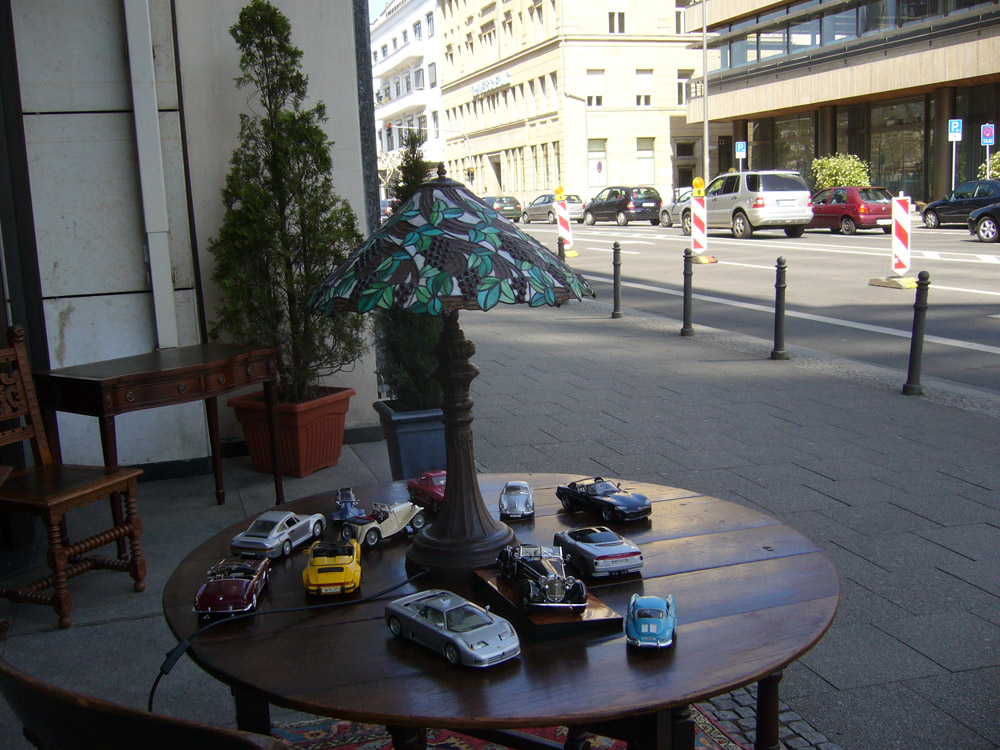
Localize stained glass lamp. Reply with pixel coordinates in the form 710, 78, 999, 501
309, 165, 594, 578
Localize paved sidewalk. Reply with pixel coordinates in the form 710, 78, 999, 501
2, 297, 999, 749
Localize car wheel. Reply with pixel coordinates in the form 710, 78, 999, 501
560, 496, 575, 511
519, 582, 533, 610
977, 215, 999, 242
784, 225, 806, 238
584, 211, 595, 225
660, 211, 673, 227
616, 211, 629, 226
339, 524, 353, 541
410, 511, 427, 531
513, 217, 520, 223
281, 540, 292, 557
444, 643, 461, 665
547, 212, 556, 224
649, 219, 659, 226
602, 505, 615, 522
364, 528, 382, 547
924, 210, 940, 229
388, 615, 402, 637
681, 211, 692, 236
732, 212, 754, 239
522, 212, 530, 224
312, 521, 323, 538
839, 216, 857, 235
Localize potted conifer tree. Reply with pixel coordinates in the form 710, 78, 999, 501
209, 0, 367, 477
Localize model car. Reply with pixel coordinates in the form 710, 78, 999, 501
624, 593, 676, 649
808, 186, 893, 234
340, 501, 427, 547
555, 477, 652, 522
497, 544, 588, 612
385, 589, 520, 667
330, 486, 365, 523
584, 186, 661, 226
522, 193, 585, 223
482, 195, 522, 222
969, 203, 1000, 242
302, 538, 361, 596
193, 557, 269, 619
924, 179, 1000, 227
660, 187, 692, 229
498, 480, 534, 520
407, 470, 447, 513
552, 526, 642, 577
230, 510, 326, 558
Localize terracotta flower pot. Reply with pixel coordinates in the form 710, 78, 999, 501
228, 386, 355, 478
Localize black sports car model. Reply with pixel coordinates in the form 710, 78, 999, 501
498, 544, 587, 613
555, 477, 652, 522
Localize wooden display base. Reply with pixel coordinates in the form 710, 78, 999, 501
474, 570, 622, 641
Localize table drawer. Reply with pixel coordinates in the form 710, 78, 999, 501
113, 377, 204, 410
204, 357, 271, 394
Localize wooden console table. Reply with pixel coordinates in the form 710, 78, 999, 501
33, 343, 285, 508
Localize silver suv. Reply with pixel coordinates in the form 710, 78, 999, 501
682, 170, 812, 238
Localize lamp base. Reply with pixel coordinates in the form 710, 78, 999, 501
406, 517, 515, 581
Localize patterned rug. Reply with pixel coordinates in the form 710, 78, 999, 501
272, 706, 748, 750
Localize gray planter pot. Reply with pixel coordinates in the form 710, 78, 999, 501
373, 400, 446, 481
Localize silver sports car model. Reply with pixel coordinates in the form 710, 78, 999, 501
230, 510, 326, 558
385, 589, 520, 667
498, 480, 534, 520
552, 526, 643, 577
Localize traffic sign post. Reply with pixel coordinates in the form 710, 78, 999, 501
735, 140, 747, 172
983, 124, 996, 179
949, 119, 963, 191
554, 185, 576, 257
892, 196, 911, 277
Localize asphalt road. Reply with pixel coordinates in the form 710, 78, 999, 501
517, 218, 1000, 393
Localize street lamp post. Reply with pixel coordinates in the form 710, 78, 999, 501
702, 0, 710, 183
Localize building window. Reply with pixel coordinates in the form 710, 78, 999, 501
637, 138, 655, 184
414, 21, 422, 40
383, 86, 390, 102
676, 142, 696, 157
432, 110, 439, 138
588, 139, 608, 187
392, 37, 398, 51
586, 70, 604, 107
373, 51, 378, 64
677, 69, 693, 105
417, 115, 427, 136
404, 73, 411, 93
789, 17, 821, 54
394, 78, 401, 98
429, 62, 437, 87
427, 12, 434, 37
414, 68, 424, 89
609, 12, 625, 33
636, 69, 652, 107
381, 44, 388, 57
402, 30, 408, 44
386, 126, 394, 150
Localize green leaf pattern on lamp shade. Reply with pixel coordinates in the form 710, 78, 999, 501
309, 177, 595, 316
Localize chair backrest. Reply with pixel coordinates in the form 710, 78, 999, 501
0, 622, 283, 750
0, 326, 53, 466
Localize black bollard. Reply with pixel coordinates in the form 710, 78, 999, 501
680, 248, 694, 337
902, 270, 931, 395
612, 241, 623, 319
770, 256, 789, 360
557, 236, 565, 261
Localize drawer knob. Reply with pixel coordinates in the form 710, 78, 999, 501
217, 375, 226, 385
125, 391, 135, 402
246, 364, 255, 376
177, 384, 187, 394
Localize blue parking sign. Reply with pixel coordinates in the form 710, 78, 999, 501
735, 141, 747, 158
948, 119, 963, 142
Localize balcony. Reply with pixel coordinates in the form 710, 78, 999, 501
376, 86, 432, 121
372, 37, 427, 79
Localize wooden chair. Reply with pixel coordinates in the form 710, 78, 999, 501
0, 326, 146, 628
0, 620, 285, 749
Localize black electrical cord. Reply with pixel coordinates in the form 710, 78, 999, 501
148, 567, 429, 712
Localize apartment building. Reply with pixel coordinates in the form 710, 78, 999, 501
687, 0, 1000, 201
435, 0, 726, 203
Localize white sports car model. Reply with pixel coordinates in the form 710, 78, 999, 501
230, 510, 326, 558
552, 526, 643, 577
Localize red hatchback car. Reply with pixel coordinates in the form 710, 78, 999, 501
808, 186, 894, 234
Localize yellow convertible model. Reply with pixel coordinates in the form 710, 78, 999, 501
302, 539, 361, 596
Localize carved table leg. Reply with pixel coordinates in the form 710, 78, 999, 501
205, 396, 225, 505
232, 687, 271, 735
755, 670, 783, 750
386, 725, 427, 750
565, 726, 591, 750
671, 705, 696, 750
123, 476, 146, 591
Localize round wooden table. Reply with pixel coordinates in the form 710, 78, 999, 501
163, 474, 838, 750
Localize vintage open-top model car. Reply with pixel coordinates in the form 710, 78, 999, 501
625, 593, 676, 649
385, 589, 520, 667
556, 477, 652, 522
552, 526, 643, 577
498, 544, 588, 613
301, 538, 361, 596
340, 501, 427, 547
330, 487, 365, 523
230, 510, 326, 558
498, 480, 534, 520
193, 556, 269, 619
407, 470, 447, 513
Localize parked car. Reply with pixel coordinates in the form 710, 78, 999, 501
521, 193, 585, 224
302, 539, 361, 596
482, 195, 522, 222
407, 470, 447, 513
498, 480, 534, 520
808, 186, 894, 234
583, 186, 662, 226
193, 557, 270, 619
340, 501, 427, 547
969, 203, 1000, 242
552, 526, 642, 577
385, 589, 520, 667
924, 179, 1000, 228
624, 593, 676, 649
660, 187, 692, 229
497, 543, 588, 612
555, 477, 652, 522
230, 510, 326, 558
683, 170, 812, 238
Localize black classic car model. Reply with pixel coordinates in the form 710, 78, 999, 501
555, 477, 652, 522
498, 544, 588, 613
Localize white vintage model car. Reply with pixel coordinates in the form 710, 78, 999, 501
339, 501, 427, 547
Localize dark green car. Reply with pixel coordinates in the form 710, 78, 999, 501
482, 195, 522, 222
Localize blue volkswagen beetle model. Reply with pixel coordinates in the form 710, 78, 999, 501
624, 593, 676, 649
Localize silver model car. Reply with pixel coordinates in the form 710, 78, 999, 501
499, 480, 534, 520
385, 589, 521, 667
521, 193, 585, 224
552, 526, 643, 577
230, 510, 326, 558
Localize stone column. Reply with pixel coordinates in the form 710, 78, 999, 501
932, 87, 956, 202
817, 105, 836, 157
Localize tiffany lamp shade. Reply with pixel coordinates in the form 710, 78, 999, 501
309, 165, 594, 578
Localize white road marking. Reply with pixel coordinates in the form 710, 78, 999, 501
588, 246, 641, 255
932, 285, 1000, 297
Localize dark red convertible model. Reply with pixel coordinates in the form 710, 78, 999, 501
407, 470, 447, 512
193, 557, 270, 619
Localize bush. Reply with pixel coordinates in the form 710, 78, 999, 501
976, 152, 1000, 180
809, 153, 871, 190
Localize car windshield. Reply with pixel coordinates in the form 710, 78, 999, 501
591, 481, 618, 494
636, 608, 665, 619
578, 530, 620, 543
504, 485, 529, 496
431, 475, 446, 486
246, 520, 277, 537
633, 188, 660, 200
446, 604, 492, 632
858, 188, 892, 203
565, 195, 582, 203
313, 543, 353, 558
760, 174, 808, 191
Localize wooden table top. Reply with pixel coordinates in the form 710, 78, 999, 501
162, 474, 838, 730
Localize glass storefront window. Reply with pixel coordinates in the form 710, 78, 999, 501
859, 0, 895, 35
898, 0, 942, 24
822, 8, 857, 43
789, 17, 821, 53
869, 98, 925, 198
774, 114, 815, 174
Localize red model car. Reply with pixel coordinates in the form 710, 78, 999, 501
193, 557, 269, 619
407, 470, 446, 512
808, 186, 894, 234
